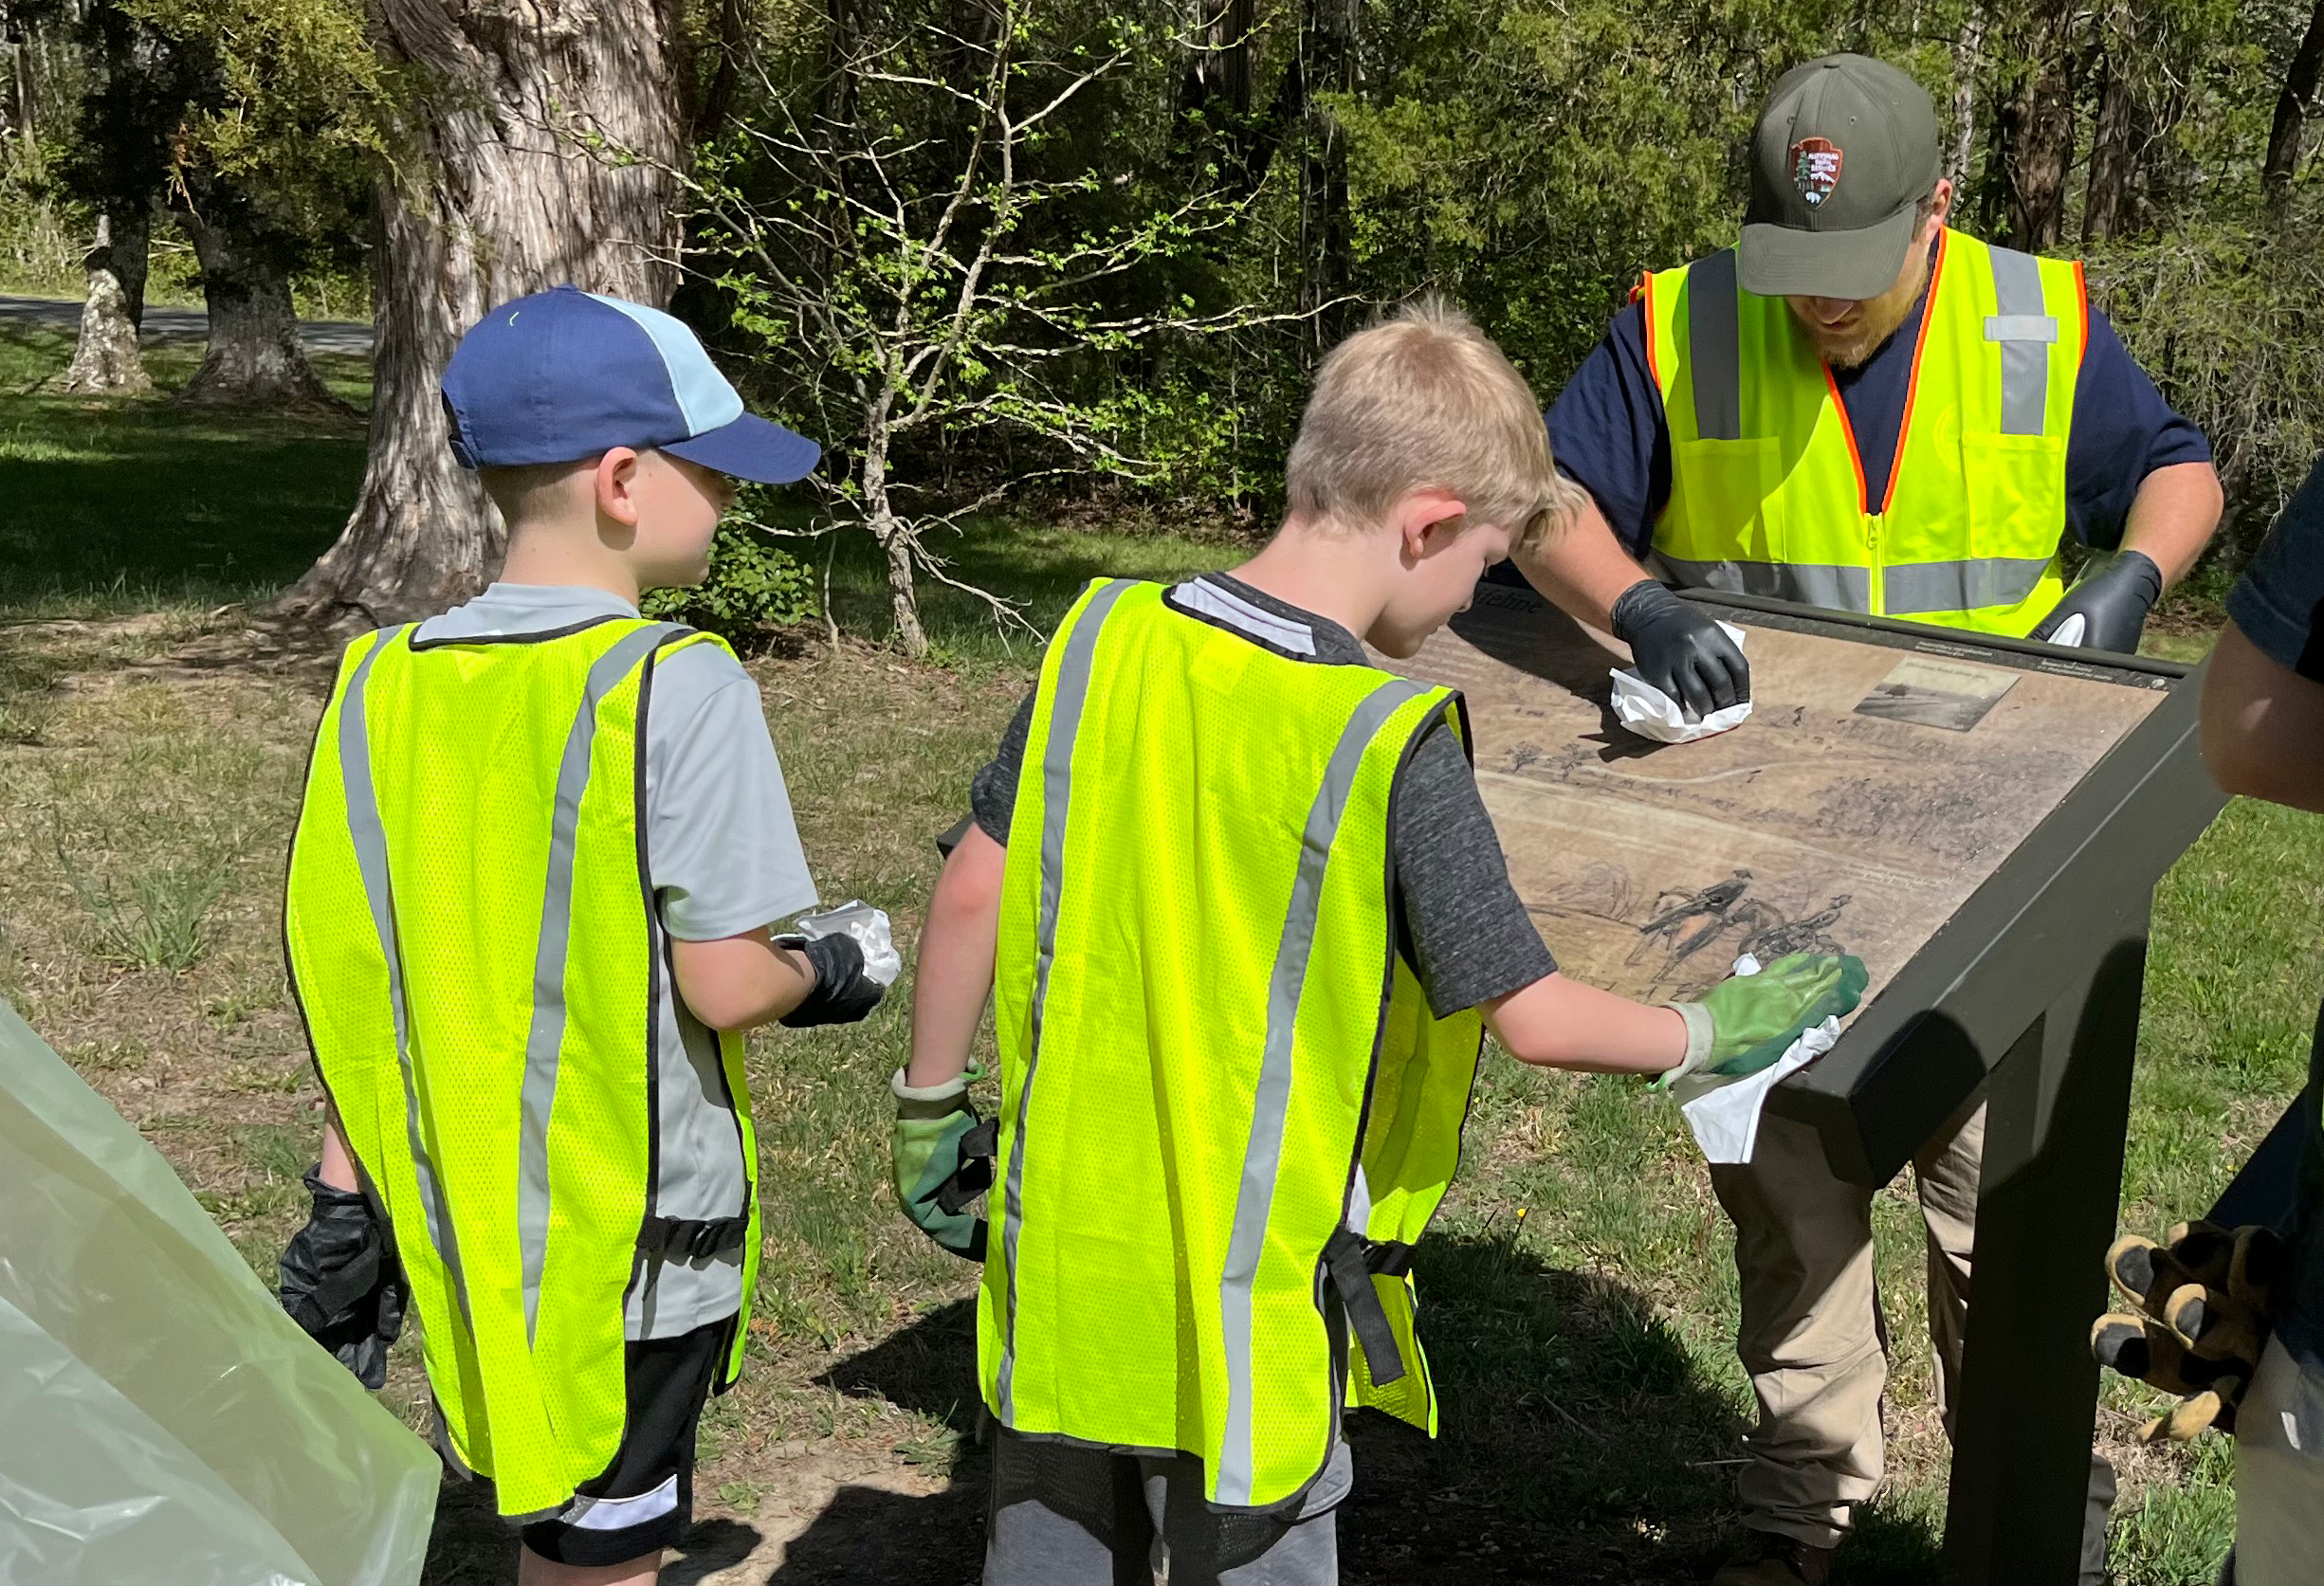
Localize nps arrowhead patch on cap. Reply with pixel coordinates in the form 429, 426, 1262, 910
1790, 137, 1843, 207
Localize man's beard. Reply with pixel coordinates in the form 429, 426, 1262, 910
1790, 249, 1933, 370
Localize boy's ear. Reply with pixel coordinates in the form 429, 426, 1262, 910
1395, 489, 1468, 560
594, 447, 643, 527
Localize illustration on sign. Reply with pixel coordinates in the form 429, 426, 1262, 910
1382, 583, 2168, 1005
1853, 657, 2019, 732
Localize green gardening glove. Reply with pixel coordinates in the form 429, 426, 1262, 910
890, 1067, 993, 1261
1661, 952, 1869, 1087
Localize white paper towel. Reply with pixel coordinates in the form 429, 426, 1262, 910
1670, 1016, 1841, 1164
1665, 952, 1843, 1164
794, 900, 904, 986
1610, 622, 1754, 743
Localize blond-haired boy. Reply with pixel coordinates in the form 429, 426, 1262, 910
893, 300, 1860, 1585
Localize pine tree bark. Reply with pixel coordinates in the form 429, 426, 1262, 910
175, 207, 344, 409
2084, 26, 2142, 246
1180, 0, 1256, 125
1997, 2, 2081, 252
279, 0, 688, 628
2265, 0, 2324, 216
59, 207, 151, 395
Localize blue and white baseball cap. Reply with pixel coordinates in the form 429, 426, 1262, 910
441, 285, 820, 484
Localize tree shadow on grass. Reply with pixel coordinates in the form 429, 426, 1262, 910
420, 1232, 1943, 1584
760, 1231, 1946, 1586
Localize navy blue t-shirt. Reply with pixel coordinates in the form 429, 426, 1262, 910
1546, 252, 2212, 555
2223, 458, 2324, 1365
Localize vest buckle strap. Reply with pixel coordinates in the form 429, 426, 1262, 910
636, 1212, 751, 1261
935, 1118, 997, 1217
1323, 1227, 1406, 1387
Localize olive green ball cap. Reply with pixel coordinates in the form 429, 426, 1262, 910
1740, 54, 1943, 301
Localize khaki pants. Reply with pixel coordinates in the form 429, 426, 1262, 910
1711, 1101, 2114, 1571
1709, 1102, 1984, 1549
2232, 1338, 2324, 1586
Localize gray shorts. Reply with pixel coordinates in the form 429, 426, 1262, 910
982, 1425, 1352, 1586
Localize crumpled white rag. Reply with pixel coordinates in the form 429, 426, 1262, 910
1610, 621, 1754, 743
1668, 953, 1842, 1164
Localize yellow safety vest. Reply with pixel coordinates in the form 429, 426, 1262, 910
978, 578, 1488, 1512
284, 618, 761, 1517
1640, 227, 2086, 634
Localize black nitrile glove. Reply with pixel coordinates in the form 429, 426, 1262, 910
1610, 579, 1751, 718
2091, 1219, 2284, 1441
2028, 549, 2163, 654
278, 1166, 405, 1390
778, 931, 888, 1029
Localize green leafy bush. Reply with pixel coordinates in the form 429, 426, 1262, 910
642, 524, 818, 645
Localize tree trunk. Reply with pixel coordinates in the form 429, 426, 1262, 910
2264, 0, 2324, 216
2084, 22, 2141, 246
1949, 3, 1985, 183
175, 208, 344, 409
1997, 2, 2080, 252
279, 0, 688, 628
1300, 0, 1357, 349
1180, 0, 1256, 126
59, 207, 151, 395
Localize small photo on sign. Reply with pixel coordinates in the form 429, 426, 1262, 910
1853, 657, 2019, 732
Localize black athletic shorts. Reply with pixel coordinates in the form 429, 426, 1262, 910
519, 1316, 733, 1567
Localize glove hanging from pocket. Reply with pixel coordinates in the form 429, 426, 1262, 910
2091, 1219, 2284, 1440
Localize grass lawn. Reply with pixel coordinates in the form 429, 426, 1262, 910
1, 319, 2309, 1584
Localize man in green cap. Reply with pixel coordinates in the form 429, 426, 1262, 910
1514, 53, 2224, 1586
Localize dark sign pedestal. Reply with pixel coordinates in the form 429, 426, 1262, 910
1388, 585, 2223, 1586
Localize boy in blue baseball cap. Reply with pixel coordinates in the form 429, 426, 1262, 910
275, 286, 886, 1586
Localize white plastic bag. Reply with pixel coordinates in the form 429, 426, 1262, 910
0, 996, 438, 1586
794, 900, 903, 986
1610, 621, 1755, 743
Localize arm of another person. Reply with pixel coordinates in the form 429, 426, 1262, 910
2202, 457, 2324, 811
2120, 462, 2224, 587
1520, 303, 1749, 713
1518, 302, 1667, 631
2040, 312, 2223, 649
905, 821, 1007, 1087
2202, 624, 2324, 812
1517, 492, 1664, 631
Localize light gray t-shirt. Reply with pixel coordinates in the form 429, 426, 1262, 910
414, 583, 819, 1337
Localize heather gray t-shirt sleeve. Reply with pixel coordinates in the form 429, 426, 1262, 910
646, 642, 821, 939
1392, 719, 1558, 1016
971, 691, 1037, 846
963, 672, 1554, 1017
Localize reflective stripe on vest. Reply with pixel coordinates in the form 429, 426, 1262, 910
1641, 228, 2086, 634
979, 579, 1486, 1512
284, 618, 759, 1518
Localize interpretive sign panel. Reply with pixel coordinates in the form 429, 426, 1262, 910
1383, 581, 2169, 1010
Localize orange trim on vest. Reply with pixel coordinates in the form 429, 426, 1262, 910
2075, 258, 2090, 352
1821, 360, 1870, 514
1883, 229, 1949, 517
1639, 271, 1660, 392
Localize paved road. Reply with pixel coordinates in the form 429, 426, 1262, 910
0, 293, 374, 355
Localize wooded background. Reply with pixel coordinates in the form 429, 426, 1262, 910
6, 0, 2324, 647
